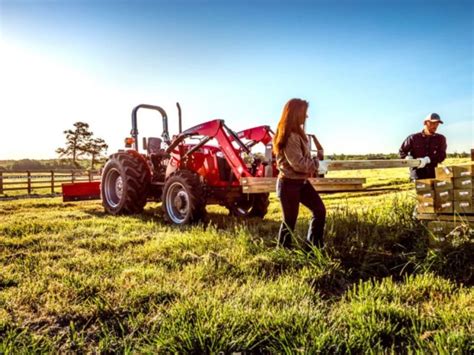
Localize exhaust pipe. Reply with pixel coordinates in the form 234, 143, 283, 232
177, 102, 182, 133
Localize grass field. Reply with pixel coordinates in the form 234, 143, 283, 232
1, 159, 473, 353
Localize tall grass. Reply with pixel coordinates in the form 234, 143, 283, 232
1, 182, 473, 352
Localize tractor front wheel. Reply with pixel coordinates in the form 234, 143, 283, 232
228, 193, 269, 218
101, 153, 150, 214
162, 170, 206, 225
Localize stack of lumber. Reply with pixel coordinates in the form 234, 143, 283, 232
415, 163, 474, 246
435, 164, 473, 214
241, 159, 425, 194
415, 163, 473, 217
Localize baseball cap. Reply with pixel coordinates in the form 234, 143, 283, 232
424, 113, 443, 124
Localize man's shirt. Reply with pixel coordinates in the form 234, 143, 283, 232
399, 131, 447, 179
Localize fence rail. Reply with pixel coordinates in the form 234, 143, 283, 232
0, 170, 101, 196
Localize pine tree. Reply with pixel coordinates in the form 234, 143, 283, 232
84, 137, 108, 169
56, 122, 93, 167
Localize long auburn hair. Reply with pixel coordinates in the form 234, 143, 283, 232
273, 98, 309, 155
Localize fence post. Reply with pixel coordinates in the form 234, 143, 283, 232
27, 171, 31, 195
88, 170, 93, 182
0, 172, 3, 194
51, 170, 55, 194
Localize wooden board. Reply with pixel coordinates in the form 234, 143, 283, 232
326, 159, 420, 171
240, 177, 365, 194
242, 184, 364, 194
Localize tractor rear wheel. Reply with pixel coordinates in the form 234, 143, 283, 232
162, 170, 206, 225
101, 153, 150, 214
228, 193, 269, 218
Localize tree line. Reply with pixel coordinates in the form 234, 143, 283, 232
326, 152, 470, 160
0, 122, 108, 171
0, 120, 469, 172
1, 153, 469, 172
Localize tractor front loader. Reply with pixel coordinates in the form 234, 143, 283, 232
82, 103, 272, 225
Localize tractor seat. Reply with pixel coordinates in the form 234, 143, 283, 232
147, 137, 162, 155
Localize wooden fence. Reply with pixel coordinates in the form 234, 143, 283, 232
0, 170, 101, 196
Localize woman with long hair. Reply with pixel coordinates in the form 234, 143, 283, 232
273, 98, 326, 249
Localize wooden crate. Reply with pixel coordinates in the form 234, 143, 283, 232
453, 189, 472, 201
433, 179, 453, 191
415, 179, 433, 192
454, 201, 474, 214
453, 176, 472, 189
435, 164, 473, 179
425, 220, 472, 248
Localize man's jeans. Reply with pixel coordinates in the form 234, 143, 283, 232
276, 178, 326, 248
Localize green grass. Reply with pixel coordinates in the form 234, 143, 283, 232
1, 158, 473, 353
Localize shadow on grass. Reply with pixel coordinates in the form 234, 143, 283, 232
82, 201, 473, 288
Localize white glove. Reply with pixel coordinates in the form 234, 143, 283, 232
405, 155, 413, 160
317, 160, 329, 175
417, 156, 431, 169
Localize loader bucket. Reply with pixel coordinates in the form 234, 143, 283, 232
62, 182, 101, 202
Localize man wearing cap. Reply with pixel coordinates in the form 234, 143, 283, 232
399, 113, 447, 180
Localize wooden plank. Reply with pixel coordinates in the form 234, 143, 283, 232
28, 185, 62, 190
4, 169, 100, 174
313, 184, 364, 192
240, 176, 365, 193
1, 173, 97, 179
2, 187, 28, 192
2, 178, 96, 185
240, 177, 366, 185
310, 177, 366, 185
326, 159, 420, 171
241, 184, 364, 193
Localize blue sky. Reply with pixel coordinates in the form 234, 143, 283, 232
0, 0, 472, 159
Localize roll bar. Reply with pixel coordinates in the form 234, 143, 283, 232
131, 104, 170, 151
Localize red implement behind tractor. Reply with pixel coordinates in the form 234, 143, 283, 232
77, 103, 272, 224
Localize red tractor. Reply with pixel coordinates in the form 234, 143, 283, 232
100, 103, 272, 224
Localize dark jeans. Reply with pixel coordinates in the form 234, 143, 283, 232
276, 178, 326, 248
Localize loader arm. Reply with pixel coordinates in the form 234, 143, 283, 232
237, 125, 274, 149
166, 119, 253, 179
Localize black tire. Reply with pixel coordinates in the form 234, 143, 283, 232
162, 170, 206, 225
228, 193, 269, 218
101, 152, 150, 215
